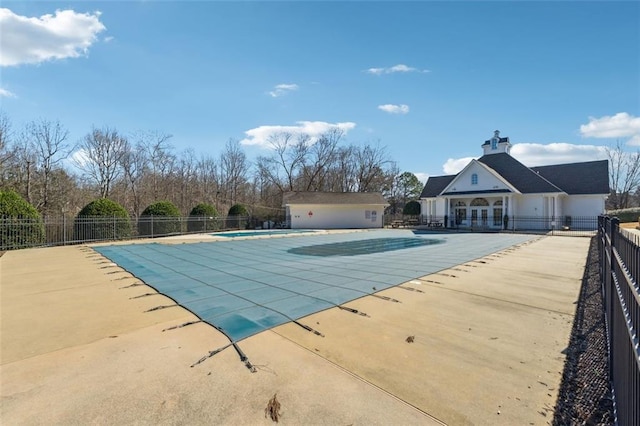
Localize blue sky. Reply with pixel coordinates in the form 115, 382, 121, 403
1, 1, 639, 183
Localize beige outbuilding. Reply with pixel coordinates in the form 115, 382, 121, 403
282, 191, 389, 229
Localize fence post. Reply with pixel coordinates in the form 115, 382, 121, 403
151, 215, 154, 238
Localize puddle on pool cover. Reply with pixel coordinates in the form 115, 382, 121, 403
288, 237, 444, 257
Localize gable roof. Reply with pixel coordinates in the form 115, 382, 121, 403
420, 175, 456, 198
282, 191, 388, 206
531, 160, 609, 195
421, 154, 609, 198
477, 153, 562, 193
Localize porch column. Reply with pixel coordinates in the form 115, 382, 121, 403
444, 197, 449, 226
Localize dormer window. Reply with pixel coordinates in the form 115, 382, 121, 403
471, 173, 478, 185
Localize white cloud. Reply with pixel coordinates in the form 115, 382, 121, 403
413, 172, 429, 185
511, 143, 607, 167
240, 121, 356, 148
378, 104, 409, 114
0, 8, 106, 67
441, 143, 608, 175
268, 83, 299, 98
65, 148, 90, 173
0, 88, 16, 98
443, 157, 475, 174
580, 112, 640, 139
366, 64, 429, 75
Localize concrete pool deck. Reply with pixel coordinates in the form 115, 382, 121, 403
1, 231, 589, 425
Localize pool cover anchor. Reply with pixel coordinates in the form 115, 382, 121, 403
338, 306, 370, 317
191, 343, 234, 367
130, 292, 160, 299
293, 321, 325, 337
190, 342, 257, 373
144, 304, 178, 312
120, 282, 145, 289
397, 286, 424, 293
372, 294, 401, 303
233, 343, 257, 373
163, 320, 202, 332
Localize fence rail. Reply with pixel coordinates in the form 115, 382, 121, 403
0, 215, 283, 250
598, 216, 640, 426
387, 214, 599, 236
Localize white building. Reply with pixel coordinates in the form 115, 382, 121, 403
419, 131, 609, 230
283, 192, 389, 229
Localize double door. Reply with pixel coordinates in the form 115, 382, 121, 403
470, 208, 488, 227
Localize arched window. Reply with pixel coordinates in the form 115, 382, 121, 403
471, 198, 489, 206
471, 173, 478, 185
493, 200, 503, 206
455, 201, 466, 207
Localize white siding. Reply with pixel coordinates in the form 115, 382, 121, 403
288, 204, 384, 229
562, 195, 606, 217
514, 195, 546, 216
446, 162, 508, 194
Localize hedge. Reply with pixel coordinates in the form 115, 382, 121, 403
187, 203, 219, 232
74, 198, 132, 241
0, 190, 45, 249
138, 201, 182, 236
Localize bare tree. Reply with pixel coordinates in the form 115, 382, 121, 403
120, 137, 149, 216
326, 145, 357, 192
301, 129, 342, 191
7, 135, 38, 203
0, 111, 13, 169
606, 141, 640, 209
142, 132, 174, 200
219, 139, 249, 207
354, 142, 393, 192
24, 119, 71, 212
257, 132, 310, 192
75, 127, 127, 198
196, 154, 219, 207
176, 148, 198, 212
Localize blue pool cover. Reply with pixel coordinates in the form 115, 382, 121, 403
94, 230, 534, 342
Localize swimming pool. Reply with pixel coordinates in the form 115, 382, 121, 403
95, 230, 535, 343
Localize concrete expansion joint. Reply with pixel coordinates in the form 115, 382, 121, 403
269, 328, 448, 425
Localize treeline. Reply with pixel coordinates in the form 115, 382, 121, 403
0, 113, 424, 219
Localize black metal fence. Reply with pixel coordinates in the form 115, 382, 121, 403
0, 215, 284, 250
598, 216, 640, 426
391, 214, 598, 236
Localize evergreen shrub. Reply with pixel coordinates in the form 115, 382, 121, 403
0, 190, 45, 249
74, 198, 131, 241
188, 203, 218, 232
138, 201, 181, 236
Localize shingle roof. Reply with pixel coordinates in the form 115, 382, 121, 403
282, 191, 388, 206
531, 160, 609, 195
478, 153, 562, 193
420, 154, 609, 198
419, 175, 456, 197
